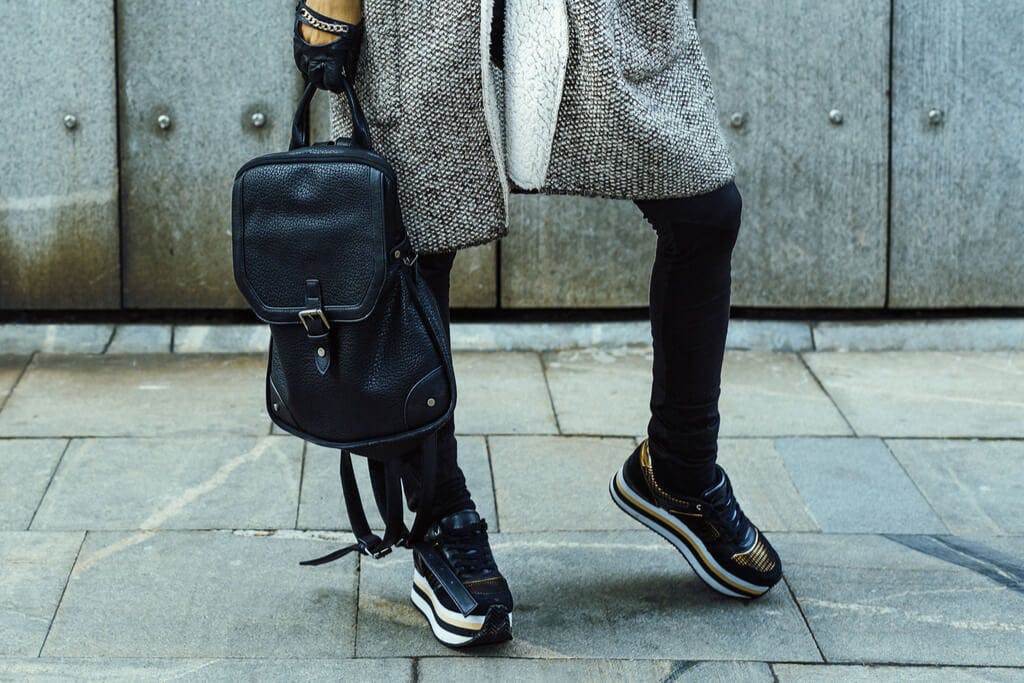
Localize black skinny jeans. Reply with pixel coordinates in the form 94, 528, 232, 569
403, 180, 743, 518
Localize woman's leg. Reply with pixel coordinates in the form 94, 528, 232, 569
633, 180, 743, 496
400, 250, 476, 518
400, 251, 513, 647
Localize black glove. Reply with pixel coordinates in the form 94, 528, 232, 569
293, 0, 364, 92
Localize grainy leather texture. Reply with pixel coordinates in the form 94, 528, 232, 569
264, 265, 453, 448
232, 145, 388, 323
231, 83, 456, 457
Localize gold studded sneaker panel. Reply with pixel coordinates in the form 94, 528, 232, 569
731, 531, 778, 574
639, 439, 693, 507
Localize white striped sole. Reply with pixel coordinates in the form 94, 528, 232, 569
411, 567, 490, 647
610, 465, 769, 599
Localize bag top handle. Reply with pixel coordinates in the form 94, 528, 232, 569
290, 77, 373, 151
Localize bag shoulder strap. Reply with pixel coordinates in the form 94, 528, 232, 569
299, 450, 391, 564
299, 431, 438, 565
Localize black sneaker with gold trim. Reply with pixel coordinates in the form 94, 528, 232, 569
410, 510, 513, 648
610, 439, 782, 598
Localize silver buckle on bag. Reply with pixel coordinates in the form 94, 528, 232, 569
298, 308, 330, 333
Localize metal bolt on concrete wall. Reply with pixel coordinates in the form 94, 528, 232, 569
2, 0, 1020, 312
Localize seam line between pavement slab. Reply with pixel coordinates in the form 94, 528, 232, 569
662, 661, 699, 680
294, 442, 308, 530
99, 328, 115, 354
16, 528, 1013, 540
884, 435, 1024, 442
27, 438, 72, 531
37, 531, 87, 657
773, 663, 1024, 672
353, 556, 364, 659
797, 352, 858, 436
538, 352, 563, 435
0, 351, 34, 414
10, 657, 1022, 667
782, 575, 827, 664
881, 437, 951, 535
484, 436, 502, 533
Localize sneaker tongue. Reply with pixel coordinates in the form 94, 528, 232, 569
439, 509, 482, 533
701, 470, 727, 499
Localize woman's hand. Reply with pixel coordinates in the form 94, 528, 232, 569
294, 0, 364, 91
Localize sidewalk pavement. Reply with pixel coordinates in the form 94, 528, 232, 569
1, 322, 1023, 681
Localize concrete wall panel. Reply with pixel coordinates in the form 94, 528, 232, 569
698, 0, 890, 307
0, 1, 119, 309
119, 1, 300, 308
889, 0, 1024, 307
500, 195, 656, 308
451, 243, 498, 308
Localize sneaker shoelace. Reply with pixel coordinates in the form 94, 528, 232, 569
703, 474, 751, 543
440, 519, 499, 578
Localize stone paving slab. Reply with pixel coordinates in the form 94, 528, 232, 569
172, 325, 268, 354
417, 658, 772, 682
452, 322, 652, 352
802, 351, 1024, 437
0, 531, 84, 656
299, 437, 497, 532
720, 353, 852, 437
449, 320, 812, 353
773, 532, 959, 571
812, 319, 1024, 352
716, 439, 818, 533
354, 531, 821, 661
774, 437, 946, 534
0, 354, 269, 437
488, 435, 636, 532
43, 530, 359, 658
774, 533, 1024, 666
104, 325, 173, 354
31, 436, 301, 531
544, 348, 851, 437
773, 664, 1024, 682
0, 438, 67, 530
0, 658, 413, 682
6, 320, 1024, 354
726, 321, 814, 352
542, 347, 652, 435
887, 439, 1024, 536
0, 324, 113, 355
0, 355, 29, 409
452, 352, 558, 434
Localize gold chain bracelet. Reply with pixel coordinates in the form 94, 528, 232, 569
299, 7, 350, 34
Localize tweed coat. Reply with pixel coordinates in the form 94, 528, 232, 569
328, 0, 736, 254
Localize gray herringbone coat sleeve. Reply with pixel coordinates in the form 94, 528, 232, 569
330, 0, 735, 254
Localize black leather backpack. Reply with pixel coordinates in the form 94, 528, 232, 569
231, 78, 455, 562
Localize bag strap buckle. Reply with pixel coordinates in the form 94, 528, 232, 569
368, 544, 393, 560
298, 307, 330, 333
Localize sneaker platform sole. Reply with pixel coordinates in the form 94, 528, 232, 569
411, 567, 512, 648
610, 465, 771, 599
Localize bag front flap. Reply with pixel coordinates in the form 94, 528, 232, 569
232, 148, 392, 324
